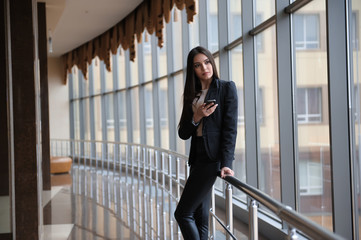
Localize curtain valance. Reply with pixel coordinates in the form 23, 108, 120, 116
62, 0, 196, 84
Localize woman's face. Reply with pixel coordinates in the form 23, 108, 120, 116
193, 53, 213, 82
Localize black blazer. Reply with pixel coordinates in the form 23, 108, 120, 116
178, 79, 238, 169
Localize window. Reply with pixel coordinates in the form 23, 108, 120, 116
209, 14, 218, 52
118, 91, 127, 142
238, 87, 263, 125
299, 160, 323, 195
228, 0, 242, 43
352, 12, 359, 50
145, 87, 154, 128
105, 94, 114, 129
255, 14, 264, 52
159, 87, 168, 127
257, 88, 264, 124
237, 88, 244, 125
354, 85, 361, 122
297, 88, 322, 123
294, 14, 320, 50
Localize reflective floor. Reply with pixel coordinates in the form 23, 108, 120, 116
44, 170, 142, 240
44, 166, 265, 240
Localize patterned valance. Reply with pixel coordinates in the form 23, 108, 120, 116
62, 0, 196, 84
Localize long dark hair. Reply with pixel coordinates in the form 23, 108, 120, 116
178, 46, 219, 128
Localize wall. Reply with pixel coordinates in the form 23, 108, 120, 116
48, 57, 70, 140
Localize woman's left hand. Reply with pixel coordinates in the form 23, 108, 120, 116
220, 167, 234, 178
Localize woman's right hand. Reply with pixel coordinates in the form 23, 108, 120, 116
193, 103, 218, 123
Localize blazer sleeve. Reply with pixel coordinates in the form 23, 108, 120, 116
220, 81, 238, 169
178, 106, 198, 140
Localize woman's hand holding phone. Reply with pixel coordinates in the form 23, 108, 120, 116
193, 99, 218, 123
204, 99, 216, 109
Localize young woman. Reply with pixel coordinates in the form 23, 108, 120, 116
174, 46, 238, 240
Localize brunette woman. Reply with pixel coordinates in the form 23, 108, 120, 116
174, 46, 238, 240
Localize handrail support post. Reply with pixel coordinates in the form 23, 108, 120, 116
225, 183, 233, 240
288, 227, 298, 240
249, 199, 258, 240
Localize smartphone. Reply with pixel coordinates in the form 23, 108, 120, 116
204, 99, 216, 107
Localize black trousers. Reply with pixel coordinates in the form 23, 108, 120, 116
174, 137, 220, 240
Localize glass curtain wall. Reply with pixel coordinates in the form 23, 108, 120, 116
174, 73, 186, 155
173, 8, 183, 71
143, 33, 153, 82
231, 45, 246, 199
105, 57, 114, 91
255, 25, 281, 201
255, 0, 275, 25
131, 87, 140, 144
145, 83, 154, 146
292, 0, 333, 230
118, 91, 127, 142
159, 25, 167, 77
208, 0, 218, 52
117, 48, 126, 89
105, 94, 115, 141
130, 44, 139, 86
352, 0, 361, 238
159, 78, 169, 150
229, 0, 245, 199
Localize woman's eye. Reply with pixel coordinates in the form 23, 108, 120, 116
205, 60, 210, 64
194, 63, 200, 68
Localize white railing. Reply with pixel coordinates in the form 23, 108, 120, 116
50, 139, 345, 240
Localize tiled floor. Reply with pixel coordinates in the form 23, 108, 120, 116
0, 196, 10, 233
44, 172, 139, 240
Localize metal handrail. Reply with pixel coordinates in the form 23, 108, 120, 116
221, 175, 346, 240
51, 139, 346, 240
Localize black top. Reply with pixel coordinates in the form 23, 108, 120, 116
178, 79, 238, 169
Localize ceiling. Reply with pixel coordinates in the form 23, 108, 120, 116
42, 0, 143, 57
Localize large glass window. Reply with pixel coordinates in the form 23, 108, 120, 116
173, 8, 183, 71
255, 0, 275, 26
84, 99, 91, 140
145, 83, 154, 146
351, 1, 361, 238
82, 73, 89, 97
72, 67, 79, 98
299, 160, 323, 195
208, 0, 218, 52
105, 56, 114, 91
130, 87, 140, 143
118, 91, 127, 142
143, 32, 153, 82
228, 0, 242, 42
105, 94, 114, 141
130, 45, 139, 86
92, 57, 102, 94
94, 96, 102, 140
255, 25, 281, 201
351, 12, 359, 50
73, 100, 80, 139
159, 79, 169, 149
230, 44, 246, 200
159, 25, 167, 77
293, 0, 332, 231
117, 48, 126, 89
174, 73, 186, 155
189, 0, 200, 49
